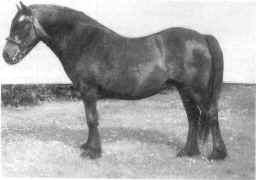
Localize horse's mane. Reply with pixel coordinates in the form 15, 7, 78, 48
29, 4, 112, 33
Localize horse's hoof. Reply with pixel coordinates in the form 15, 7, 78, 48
80, 146, 101, 159
207, 149, 227, 160
177, 147, 200, 157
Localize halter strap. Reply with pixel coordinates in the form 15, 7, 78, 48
6, 37, 22, 46
32, 17, 50, 40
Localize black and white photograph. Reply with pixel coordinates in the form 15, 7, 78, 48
1, 0, 255, 179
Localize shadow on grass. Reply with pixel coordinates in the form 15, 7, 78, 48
2, 126, 183, 151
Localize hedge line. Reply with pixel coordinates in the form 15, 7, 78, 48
1, 84, 80, 107
1, 84, 176, 107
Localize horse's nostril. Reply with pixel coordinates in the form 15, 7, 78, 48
3, 51, 11, 62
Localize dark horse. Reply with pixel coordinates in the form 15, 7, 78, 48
3, 2, 227, 160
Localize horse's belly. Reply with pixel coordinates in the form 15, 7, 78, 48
99, 82, 165, 100
98, 65, 168, 99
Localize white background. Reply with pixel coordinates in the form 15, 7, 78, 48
0, 0, 255, 84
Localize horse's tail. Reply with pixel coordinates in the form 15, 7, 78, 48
205, 35, 224, 105
199, 35, 224, 142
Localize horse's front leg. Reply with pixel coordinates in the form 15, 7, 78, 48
80, 89, 101, 159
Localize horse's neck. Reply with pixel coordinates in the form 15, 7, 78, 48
38, 12, 85, 57
40, 19, 104, 74
35, 6, 118, 64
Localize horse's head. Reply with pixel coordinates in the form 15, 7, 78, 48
3, 2, 49, 65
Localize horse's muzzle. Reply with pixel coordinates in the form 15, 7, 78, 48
2, 43, 22, 65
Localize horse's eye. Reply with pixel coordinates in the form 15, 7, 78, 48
16, 21, 31, 32
12, 22, 31, 39
12, 22, 24, 32
17, 21, 28, 28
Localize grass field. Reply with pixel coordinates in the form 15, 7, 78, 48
1, 84, 255, 179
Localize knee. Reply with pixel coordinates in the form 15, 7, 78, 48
87, 119, 99, 127
86, 114, 98, 126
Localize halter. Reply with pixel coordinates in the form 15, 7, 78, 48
5, 15, 50, 49
6, 37, 22, 47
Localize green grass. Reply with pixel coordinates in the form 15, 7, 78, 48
1, 84, 255, 179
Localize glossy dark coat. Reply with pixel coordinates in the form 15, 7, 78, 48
3, 3, 227, 160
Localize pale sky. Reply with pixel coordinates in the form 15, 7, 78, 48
0, 0, 255, 84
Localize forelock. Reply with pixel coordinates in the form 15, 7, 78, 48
13, 10, 30, 24
18, 15, 26, 22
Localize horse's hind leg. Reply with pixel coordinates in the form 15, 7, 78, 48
183, 87, 227, 160
207, 102, 227, 160
176, 86, 200, 157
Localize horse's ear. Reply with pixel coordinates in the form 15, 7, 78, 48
19, 1, 32, 15
20, 1, 27, 9
16, 4, 21, 11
